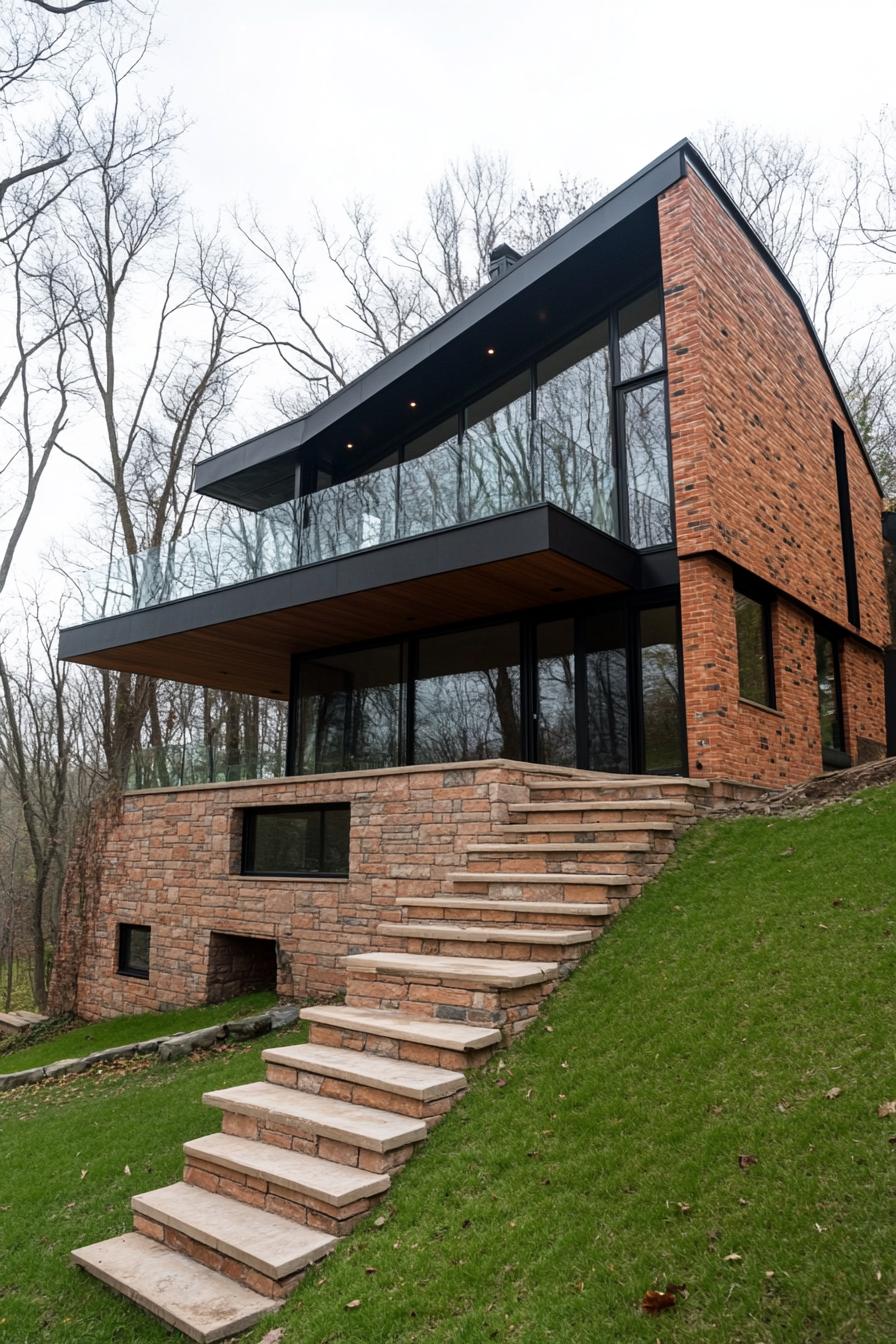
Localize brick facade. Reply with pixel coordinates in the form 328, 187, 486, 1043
660, 168, 889, 784
54, 762, 568, 1021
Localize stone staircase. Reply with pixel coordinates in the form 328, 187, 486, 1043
72, 770, 710, 1341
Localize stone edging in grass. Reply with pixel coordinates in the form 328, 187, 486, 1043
0, 1003, 301, 1093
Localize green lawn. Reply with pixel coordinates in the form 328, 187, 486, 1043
2, 788, 895, 1343
0, 991, 278, 1072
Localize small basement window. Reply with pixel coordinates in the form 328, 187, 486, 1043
117, 923, 151, 979
734, 586, 774, 707
242, 804, 350, 877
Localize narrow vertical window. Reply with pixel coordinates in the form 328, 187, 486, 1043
815, 629, 848, 768
832, 422, 860, 628
734, 587, 774, 707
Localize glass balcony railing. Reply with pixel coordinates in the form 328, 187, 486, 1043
77, 422, 619, 623
127, 741, 287, 790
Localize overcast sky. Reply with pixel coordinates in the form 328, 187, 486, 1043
13, 0, 896, 599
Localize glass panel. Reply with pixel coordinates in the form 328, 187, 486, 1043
298, 643, 404, 773
537, 322, 617, 534
815, 633, 843, 752
640, 606, 683, 773
536, 618, 577, 766
463, 373, 533, 521
251, 809, 321, 873
618, 288, 664, 382
120, 925, 150, 976
301, 454, 398, 564
399, 419, 461, 538
734, 592, 771, 705
414, 624, 521, 763
583, 610, 629, 772
624, 380, 672, 548
322, 807, 352, 873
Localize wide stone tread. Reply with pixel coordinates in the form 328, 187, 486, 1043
378, 922, 594, 946
184, 1131, 390, 1206
508, 800, 694, 813
262, 1042, 466, 1100
301, 1005, 501, 1051
493, 821, 675, 834
203, 1080, 427, 1152
395, 896, 612, 917
467, 841, 652, 853
132, 1182, 336, 1278
71, 1232, 279, 1343
528, 776, 709, 790
448, 869, 630, 885
345, 951, 558, 987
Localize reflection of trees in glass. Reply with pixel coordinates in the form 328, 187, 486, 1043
537, 652, 576, 765
640, 607, 682, 772
624, 382, 672, 548
463, 375, 534, 521
414, 666, 521, 763
618, 290, 664, 382
815, 634, 842, 750
586, 647, 629, 771
302, 459, 398, 563
734, 593, 769, 703
537, 323, 615, 533
298, 649, 403, 773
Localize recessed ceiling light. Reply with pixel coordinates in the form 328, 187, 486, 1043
486, 347, 496, 356
409, 400, 417, 408
346, 442, 354, 449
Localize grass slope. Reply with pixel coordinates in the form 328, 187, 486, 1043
2, 789, 895, 1343
0, 990, 279, 1072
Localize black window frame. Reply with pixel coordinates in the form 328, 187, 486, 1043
117, 922, 151, 980
831, 421, 861, 629
733, 578, 776, 709
241, 803, 351, 878
814, 624, 850, 770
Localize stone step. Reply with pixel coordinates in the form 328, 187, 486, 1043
132, 1182, 335, 1281
344, 951, 558, 987
395, 895, 611, 919
527, 776, 708, 792
204, 1080, 427, 1153
377, 922, 594, 947
71, 1232, 279, 1343
184, 1131, 390, 1207
492, 821, 676, 834
448, 869, 630, 887
508, 799, 694, 814
300, 1005, 500, 1054
466, 841, 652, 854
262, 1043, 466, 1102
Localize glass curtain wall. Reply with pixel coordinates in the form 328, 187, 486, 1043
617, 290, 672, 548
584, 609, 630, 771
414, 624, 522, 763
535, 619, 577, 766
297, 642, 405, 774
639, 606, 684, 772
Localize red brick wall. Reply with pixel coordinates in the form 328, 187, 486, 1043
660, 166, 889, 783
660, 168, 890, 650
679, 553, 885, 784
53, 762, 557, 1021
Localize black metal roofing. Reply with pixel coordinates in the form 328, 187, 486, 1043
194, 138, 880, 507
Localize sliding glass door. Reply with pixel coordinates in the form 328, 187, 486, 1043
292, 599, 684, 776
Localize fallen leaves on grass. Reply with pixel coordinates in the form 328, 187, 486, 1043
738, 1154, 758, 1169
641, 1283, 685, 1313
824, 1087, 843, 1100
345, 1299, 361, 1310
676, 1202, 691, 1215
724, 1252, 743, 1263
259, 1330, 285, 1344
877, 1100, 896, 1118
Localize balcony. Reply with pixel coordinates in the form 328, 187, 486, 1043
78, 423, 634, 623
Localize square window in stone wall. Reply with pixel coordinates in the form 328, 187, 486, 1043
241, 804, 350, 877
117, 923, 150, 979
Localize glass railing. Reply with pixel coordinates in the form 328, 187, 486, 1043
127, 741, 287, 790
77, 423, 619, 623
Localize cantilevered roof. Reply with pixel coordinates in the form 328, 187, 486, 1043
194, 138, 880, 510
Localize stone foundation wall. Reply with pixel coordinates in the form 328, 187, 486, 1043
53, 761, 572, 1021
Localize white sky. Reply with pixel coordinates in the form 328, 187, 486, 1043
11, 0, 896, 603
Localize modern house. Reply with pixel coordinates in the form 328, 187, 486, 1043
53, 138, 892, 1023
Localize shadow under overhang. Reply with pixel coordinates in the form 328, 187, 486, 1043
59, 506, 676, 699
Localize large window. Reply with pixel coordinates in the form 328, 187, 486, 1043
414, 623, 521, 763
536, 618, 577, 766
297, 643, 405, 774
584, 609, 629, 772
734, 587, 774, 707
242, 805, 350, 877
639, 606, 684, 772
118, 923, 151, 979
297, 288, 670, 556
815, 630, 848, 768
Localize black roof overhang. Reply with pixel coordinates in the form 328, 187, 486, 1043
195, 146, 686, 511
58, 505, 677, 699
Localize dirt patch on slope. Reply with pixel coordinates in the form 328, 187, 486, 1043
726, 755, 896, 817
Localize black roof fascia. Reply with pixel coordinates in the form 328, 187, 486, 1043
194, 142, 689, 509
59, 505, 670, 662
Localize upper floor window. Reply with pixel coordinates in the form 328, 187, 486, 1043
618, 289, 665, 382
831, 422, 860, 628
734, 586, 774, 707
